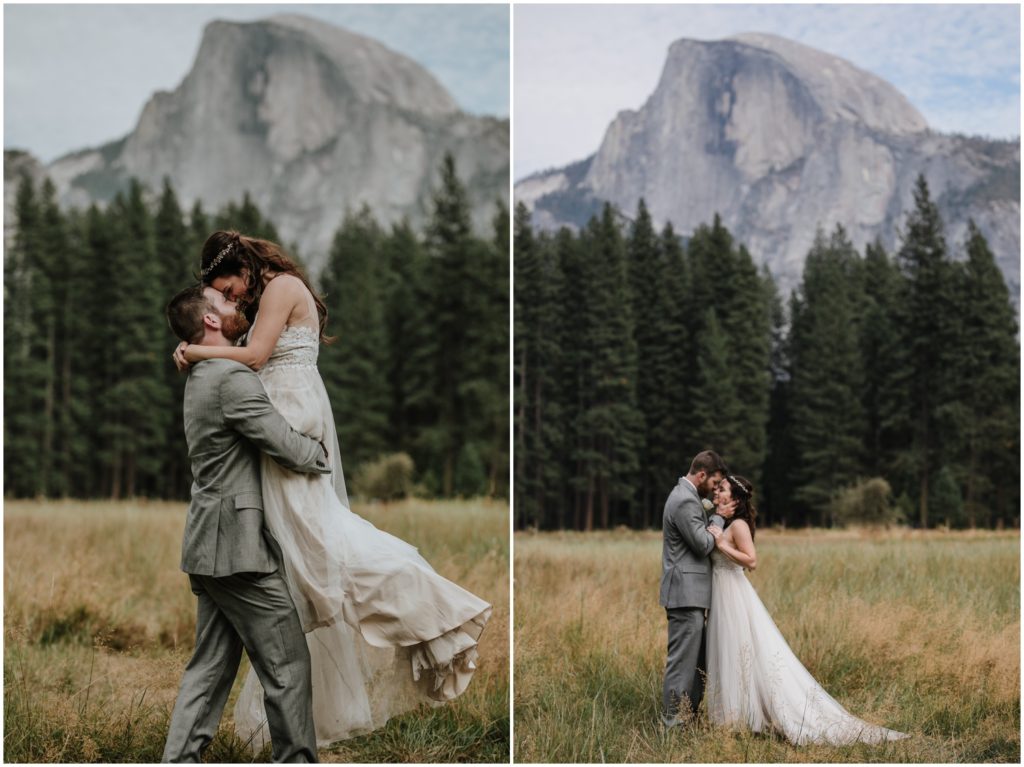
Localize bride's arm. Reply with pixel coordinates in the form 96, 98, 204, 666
182, 277, 302, 370
714, 520, 757, 570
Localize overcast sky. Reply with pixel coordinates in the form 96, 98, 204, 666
515, 4, 1021, 180
4, 4, 510, 163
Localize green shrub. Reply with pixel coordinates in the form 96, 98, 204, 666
830, 477, 905, 528
352, 452, 416, 501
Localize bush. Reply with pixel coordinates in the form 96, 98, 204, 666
351, 452, 415, 501
830, 477, 905, 528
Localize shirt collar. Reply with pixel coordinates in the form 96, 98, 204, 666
681, 476, 698, 495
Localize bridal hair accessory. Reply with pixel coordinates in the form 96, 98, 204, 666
202, 243, 234, 277
728, 475, 749, 498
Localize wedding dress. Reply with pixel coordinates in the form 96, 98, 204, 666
705, 548, 906, 746
233, 297, 492, 749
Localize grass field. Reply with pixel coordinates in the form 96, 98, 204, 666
4, 499, 509, 763
514, 527, 1020, 763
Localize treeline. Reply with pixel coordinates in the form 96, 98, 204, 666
4, 155, 509, 500
514, 177, 1019, 530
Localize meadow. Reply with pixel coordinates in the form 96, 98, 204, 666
514, 527, 1020, 763
4, 499, 509, 763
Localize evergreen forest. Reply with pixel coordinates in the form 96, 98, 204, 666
5, 155, 509, 501
514, 176, 1019, 530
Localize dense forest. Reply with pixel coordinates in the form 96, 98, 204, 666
514, 176, 1019, 530
4, 155, 509, 501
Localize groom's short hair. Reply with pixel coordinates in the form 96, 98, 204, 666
166, 284, 214, 344
689, 450, 727, 476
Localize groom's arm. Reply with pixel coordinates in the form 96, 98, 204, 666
669, 495, 716, 556
220, 366, 330, 475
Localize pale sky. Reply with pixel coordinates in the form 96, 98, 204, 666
5, 4, 510, 163
515, 4, 1021, 180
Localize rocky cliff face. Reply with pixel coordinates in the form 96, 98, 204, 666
15, 15, 509, 274
517, 33, 1019, 299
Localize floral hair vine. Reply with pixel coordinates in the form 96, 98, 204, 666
201, 242, 234, 278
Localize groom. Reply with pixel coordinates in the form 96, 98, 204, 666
660, 449, 727, 727
162, 284, 329, 763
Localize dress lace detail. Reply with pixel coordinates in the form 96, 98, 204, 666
260, 325, 319, 373
233, 313, 492, 749
706, 545, 906, 746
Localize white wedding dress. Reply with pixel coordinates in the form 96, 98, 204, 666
232, 300, 492, 749
706, 548, 906, 746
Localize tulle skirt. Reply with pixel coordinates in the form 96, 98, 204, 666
233, 361, 491, 748
706, 562, 906, 746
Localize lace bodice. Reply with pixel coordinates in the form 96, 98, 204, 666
261, 325, 319, 373
711, 547, 743, 572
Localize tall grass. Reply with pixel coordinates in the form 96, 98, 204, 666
514, 527, 1019, 763
5, 499, 509, 763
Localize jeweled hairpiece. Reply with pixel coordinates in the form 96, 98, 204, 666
728, 475, 749, 498
201, 243, 234, 278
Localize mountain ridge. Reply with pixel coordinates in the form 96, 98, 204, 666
7, 14, 509, 276
517, 34, 1019, 300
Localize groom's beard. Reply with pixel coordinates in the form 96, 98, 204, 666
220, 309, 250, 342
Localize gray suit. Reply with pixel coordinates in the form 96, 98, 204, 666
660, 477, 724, 723
162, 359, 330, 763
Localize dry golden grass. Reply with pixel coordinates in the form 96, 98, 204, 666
514, 527, 1019, 763
5, 498, 509, 762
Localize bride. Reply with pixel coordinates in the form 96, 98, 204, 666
704, 474, 907, 746
174, 230, 492, 749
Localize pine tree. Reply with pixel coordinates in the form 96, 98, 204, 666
627, 199, 677, 527
691, 308, 744, 457
513, 203, 541, 525
214, 191, 281, 243
423, 153, 475, 496
105, 180, 168, 497
684, 215, 772, 484
574, 204, 643, 529
553, 227, 587, 528
155, 179, 194, 498
860, 239, 902, 478
4, 174, 43, 496
894, 176, 961, 527
36, 179, 73, 497
952, 221, 1019, 526
381, 219, 427, 460
659, 223, 694, 495
319, 206, 390, 472
760, 267, 793, 526
787, 227, 867, 522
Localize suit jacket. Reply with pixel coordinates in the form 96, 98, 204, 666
659, 477, 725, 609
180, 359, 330, 576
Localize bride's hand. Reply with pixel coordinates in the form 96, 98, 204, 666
707, 524, 724, 542
173, 342, 191, 372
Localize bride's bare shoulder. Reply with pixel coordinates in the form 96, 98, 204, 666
266, 272, 307, 293
729, 518, 753, 538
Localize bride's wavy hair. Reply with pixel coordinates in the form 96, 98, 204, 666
199, 230, 333, 344
724, 474, 757, 540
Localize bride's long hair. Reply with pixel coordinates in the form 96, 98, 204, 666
199, 230, 333, 343
724, 474, 757, 540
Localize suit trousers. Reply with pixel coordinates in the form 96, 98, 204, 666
162, 571, 317, 763
662, 606, 707, 722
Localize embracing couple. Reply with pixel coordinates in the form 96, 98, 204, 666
161, 231, 491, 762
660, 450, 907, 746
